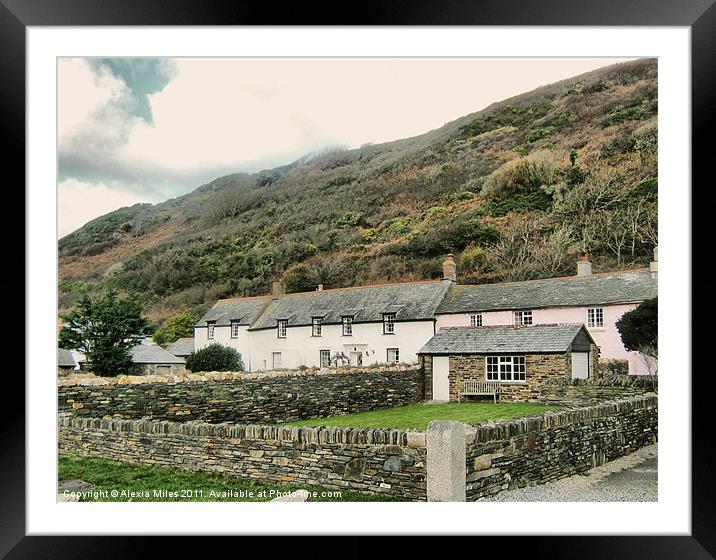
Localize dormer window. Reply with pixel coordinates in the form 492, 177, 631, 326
277, 320, 287, 338
312, 317, 323, 337
231, 320, 240, 338
342, 316, 353, 336
383, 313, 396, 334
207, 321, 216, 339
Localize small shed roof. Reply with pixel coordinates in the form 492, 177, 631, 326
130, 344, 185, 364
58, 348, 77, 368
165, 337, 195, 357
418, 323, 595, 355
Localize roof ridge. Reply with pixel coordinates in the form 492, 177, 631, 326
441, 322, 584, 330
278, 278, 446, 297
457, 268, 649, 289
216, 295, 274, 302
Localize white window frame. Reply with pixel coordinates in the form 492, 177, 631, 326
485, 355, 526, 382
469, 313, 483, 327
312, 317, 322, 337
230, 320, 240, 338
342, 316, 353, 336
207, 321, 216, 339
387, 348, 400, 363
514, 310, 533, 326
383, 313, 396, 334
586, 307, 604, 328
320, 349, 331, 367
277, 320, 287, 338
272, 352, 282, 369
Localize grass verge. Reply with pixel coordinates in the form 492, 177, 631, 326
284, 402, 554, 430
58, 454, 402, 502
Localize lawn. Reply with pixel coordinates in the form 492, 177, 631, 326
284, 402, 554, 430
58, 454, 401, 502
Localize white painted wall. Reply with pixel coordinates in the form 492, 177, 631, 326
248, 320, 436, 371
194, 324, 253, 370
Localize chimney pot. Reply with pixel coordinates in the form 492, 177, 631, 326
577, 255, 592, 276
442, 254, 457, 282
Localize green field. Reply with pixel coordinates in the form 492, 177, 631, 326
284, 402, 554, 430
58, 454, 401, 502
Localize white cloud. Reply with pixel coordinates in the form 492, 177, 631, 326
58, 178, 159, 237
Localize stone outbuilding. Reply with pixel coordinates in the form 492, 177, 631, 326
418, 323, 599, 402
127, 344, 186, 376
57, 348, 77, 376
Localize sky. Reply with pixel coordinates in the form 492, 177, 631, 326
58, 57, 635, 237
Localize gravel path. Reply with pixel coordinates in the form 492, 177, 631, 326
479, 444, 658, 502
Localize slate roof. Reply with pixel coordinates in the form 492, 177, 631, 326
436, 269, 656, 314
165, 337, 195, 357
130, 344, 185, 364
250, 280, 452, 330
196, 296, 272, 327
418, 324, 594, 355
58, 348, 77, 368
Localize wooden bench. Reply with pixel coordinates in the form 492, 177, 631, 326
459, 380, 502, 403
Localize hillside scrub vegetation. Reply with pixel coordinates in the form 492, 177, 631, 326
59, 59, 658, 324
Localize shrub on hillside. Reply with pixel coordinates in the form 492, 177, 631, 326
185, 343, 244, 373
481, 151, 563, 203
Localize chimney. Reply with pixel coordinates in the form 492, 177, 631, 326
442, 253, 457, 282
272, 278, 285, 299
577, 253, 592, 276
317, 284, 323, 291
650, 245, 658, 280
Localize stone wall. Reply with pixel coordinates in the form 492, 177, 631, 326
464, 395, 658, 501
58, 367, 424, 424
58, 416, 427, 500
539, 377, 656, 406
447, 353, 571, 402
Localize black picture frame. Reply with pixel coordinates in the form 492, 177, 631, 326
3, 0, 705, 557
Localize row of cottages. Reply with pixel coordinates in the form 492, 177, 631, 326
194, 280, 451, 371
194, 250, 657, 376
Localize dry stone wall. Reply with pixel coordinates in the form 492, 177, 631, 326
58, 367, 424, 424
464, 395, 658, 501
58, 417, 428, 500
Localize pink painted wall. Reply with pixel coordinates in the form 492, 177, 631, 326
435, 303, 652, 375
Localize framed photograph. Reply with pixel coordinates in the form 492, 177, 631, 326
6, 0, 706, 556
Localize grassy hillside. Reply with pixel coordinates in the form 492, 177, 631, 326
59, 58, 658, 324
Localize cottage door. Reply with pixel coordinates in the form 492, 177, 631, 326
432, 356, 450, 401
571, 352, 589, 379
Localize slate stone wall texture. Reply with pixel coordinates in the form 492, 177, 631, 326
538, 382, 654, 406
58, 417, 428, 500
464, 395, 658, 501
58, 367, 424, 424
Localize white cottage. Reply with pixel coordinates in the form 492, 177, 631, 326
194, 296, 272, 369
246, 279, 452, 371
195, 277, 453, 372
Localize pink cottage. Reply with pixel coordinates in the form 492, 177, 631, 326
435, 251, 658, 375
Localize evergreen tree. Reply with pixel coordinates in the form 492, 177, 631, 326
59, 290, 149, 376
